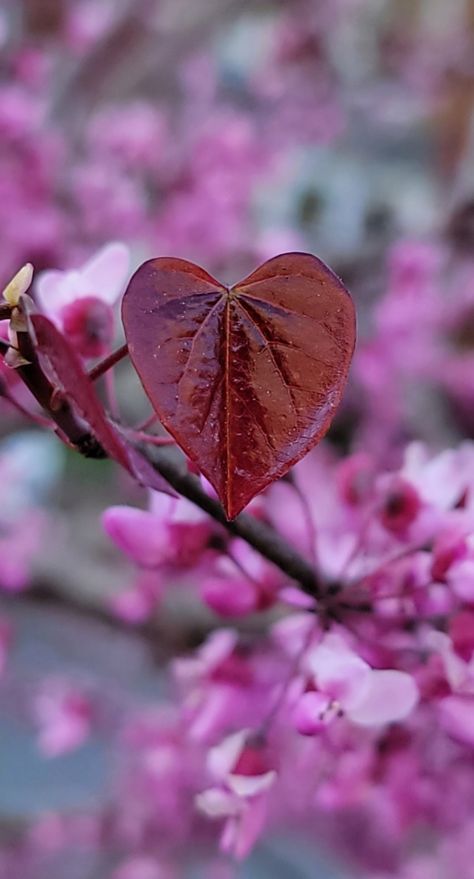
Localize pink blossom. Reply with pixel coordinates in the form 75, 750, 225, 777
173, 630, 258, 742
437, 695, 474, 748
401, 443, 472, 512
32, 678, 94, 758
449, 611, 474, 662
0, 509, 45, 592
297, 633, 419, 729
35, 242, 130, 358
110, 571, 164, 624
200, 574, 260, 618
87, 102, 169, 173
200, 539, 283, 617
103, 491, 211, 571
196, 730, 276, 860
377, 476, 422, 537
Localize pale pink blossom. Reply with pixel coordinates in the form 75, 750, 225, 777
298, 632, 419, 729
35, 242, 130, 358
32, 678, 94, 758
196, 730, 276, 860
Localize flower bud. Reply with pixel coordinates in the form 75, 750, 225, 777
2, 263, 33, 306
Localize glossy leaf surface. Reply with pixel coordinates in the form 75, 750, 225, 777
122, 252, 356, 518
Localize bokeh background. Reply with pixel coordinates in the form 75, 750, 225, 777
1, 0, 474, 877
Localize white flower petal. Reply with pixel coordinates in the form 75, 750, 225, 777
195, 787, 241, 818
207, 730, 249, 780
35, 269, 81, 316
227, 770, 277, 798
307, 633, 371, 710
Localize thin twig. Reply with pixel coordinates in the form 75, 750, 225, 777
114, 424, 176, 447
88, 343, 129, 382
135, 412, 158, 431
143, 447, 322, 597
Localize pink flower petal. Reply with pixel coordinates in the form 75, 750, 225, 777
293, 691, 334, 735
438, 695, 474, 747
348, 669, 418, 726
198, 628, 238, 669
35, 269, 80, 316
201, 576, 259, 617
207, 730, 248, 780
221, 793, 269, 860
307, 633, 371, 710
102, 506, 170, 567
80, 241, 130, 304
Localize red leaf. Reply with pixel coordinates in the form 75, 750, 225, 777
122, 252, 356, 518
29, 313, 175, 496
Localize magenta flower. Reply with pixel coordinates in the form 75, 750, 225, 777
103, 491, 211, 571
200, 538, 283, 617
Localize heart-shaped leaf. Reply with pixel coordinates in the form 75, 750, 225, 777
122, 252, 356, 518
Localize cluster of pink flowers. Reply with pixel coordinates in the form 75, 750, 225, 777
5, 427, 474, 874
83, 436, 474, 868
0, 0, 350, 293
355, 239, 474, 460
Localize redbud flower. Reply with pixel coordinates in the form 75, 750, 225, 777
300, 633, 419, 728
35, 242, 130, 359
103, 492, 211, 571
379, 476, 421, 536
196, 729, 276, 860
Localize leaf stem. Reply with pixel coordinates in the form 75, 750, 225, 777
126, 430, 176, 447
88, 343, 129, 381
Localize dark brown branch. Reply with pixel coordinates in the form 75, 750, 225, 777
143, 447, 321, 597
15, 320, 105, 453
0, 303, 12, 321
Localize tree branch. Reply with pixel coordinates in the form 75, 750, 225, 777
143, 447, 321, 597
